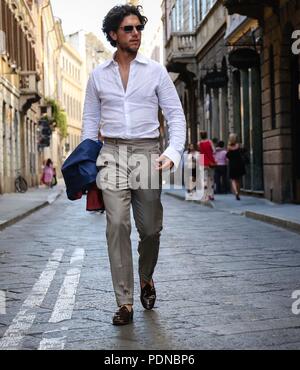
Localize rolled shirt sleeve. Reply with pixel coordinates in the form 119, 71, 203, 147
81, 72, 101, 142
157, 66, 186, 169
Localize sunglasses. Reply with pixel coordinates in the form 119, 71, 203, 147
119, 24, 145, 33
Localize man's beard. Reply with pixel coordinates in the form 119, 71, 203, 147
119, 42, 140, 54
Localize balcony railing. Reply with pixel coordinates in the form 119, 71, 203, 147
19, 71, 42, 112
223, 0, 278, 18
166, 32, 196, 63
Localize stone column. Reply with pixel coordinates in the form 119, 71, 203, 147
249, 67, 264, 191
189, 78, 197, 145
240, 69, 251, 189
220, 86, 229, 142
232, 70, 241, 141
20, 113, 26, 180
212, 88, 220, 140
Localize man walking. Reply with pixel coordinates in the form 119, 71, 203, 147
81, 4, 186, 325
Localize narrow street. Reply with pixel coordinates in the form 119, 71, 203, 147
0, 193, 300, 350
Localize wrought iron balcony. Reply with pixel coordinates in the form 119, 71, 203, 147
223, 0, 279, 19
166, 32, 196, 64
19, 71, 42, 113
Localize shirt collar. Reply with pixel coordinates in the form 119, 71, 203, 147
102, 52, 148, 68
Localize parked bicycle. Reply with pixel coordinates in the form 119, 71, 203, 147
15, 170, 28, 193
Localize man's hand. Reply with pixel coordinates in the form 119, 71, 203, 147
155, 155, 174, 171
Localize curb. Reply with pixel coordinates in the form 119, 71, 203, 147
164, 191, 300, 234
0, 189, 63, 232
164, 191, 214, 209
245, 211, 300, 235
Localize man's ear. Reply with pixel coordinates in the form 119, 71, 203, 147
109, 31, 117, 42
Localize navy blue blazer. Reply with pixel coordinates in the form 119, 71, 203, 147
61, 139, 102, 200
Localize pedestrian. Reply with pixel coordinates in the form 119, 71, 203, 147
198, 131, 216, 201
226, 133, 246, 201
51, 167, 57, 188
81, 4, 186, 325
184, 143, 198, 197
214, 141, 228, 194
42, 159, 54, 188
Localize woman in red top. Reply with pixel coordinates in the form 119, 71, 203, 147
198, 131, 216, 201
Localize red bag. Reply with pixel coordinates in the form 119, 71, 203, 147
86, 183, 105, 212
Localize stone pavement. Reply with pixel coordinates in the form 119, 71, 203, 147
0, 192, 300, 350
1, 181, 299, 236
0, 182, 64, 231
164, 189, 300, 234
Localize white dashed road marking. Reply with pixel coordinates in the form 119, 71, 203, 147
0, 249, 64, 349
38, 248, 85, 350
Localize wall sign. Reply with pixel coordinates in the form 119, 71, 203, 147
203, 71, 228, 89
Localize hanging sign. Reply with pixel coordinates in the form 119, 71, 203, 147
203, 71, 228, 89
229, 48, 260, 69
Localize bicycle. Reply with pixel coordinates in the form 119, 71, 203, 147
15, 170, 28, 193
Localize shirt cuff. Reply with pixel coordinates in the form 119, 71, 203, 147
162, 146, 183, 170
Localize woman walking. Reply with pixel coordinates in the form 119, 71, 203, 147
214, 141, 228, 194
226, 134, 246, 200
198, 131, 216, 201
42, 159, 54, 188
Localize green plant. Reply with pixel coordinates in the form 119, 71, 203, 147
46, 98, 68, 138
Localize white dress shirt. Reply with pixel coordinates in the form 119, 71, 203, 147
81, 53, 186, 168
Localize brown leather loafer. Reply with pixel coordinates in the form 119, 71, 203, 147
112, 306, 133, 326
140, 282, 156, 310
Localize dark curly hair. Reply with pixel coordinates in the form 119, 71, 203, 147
102, 5, 148, 47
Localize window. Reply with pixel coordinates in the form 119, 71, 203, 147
193, 0, 201, 27
189, 0, 194, 31
201, 0, 207, 18
171, 0, 184, 32
201, 0, 214, 19
178, 0, 184, 31
67, 96, 70, 114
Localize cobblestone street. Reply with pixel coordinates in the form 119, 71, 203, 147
0, 193, 300, 350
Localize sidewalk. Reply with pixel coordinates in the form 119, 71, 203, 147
0, 181, 64, 231
164, 188, 300, 234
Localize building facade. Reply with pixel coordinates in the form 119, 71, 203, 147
224, 0, 300, 203
163, 0, 228, 148
66, 30, 112, 148
0, 0, 43, 194
0, 0, 88, 193
60, 41, 83, 155
224, 14, 264, 193
41, 1, 65, 175
163, 0, 300, 203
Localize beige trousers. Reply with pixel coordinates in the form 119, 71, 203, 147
96, 138, 163, 306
